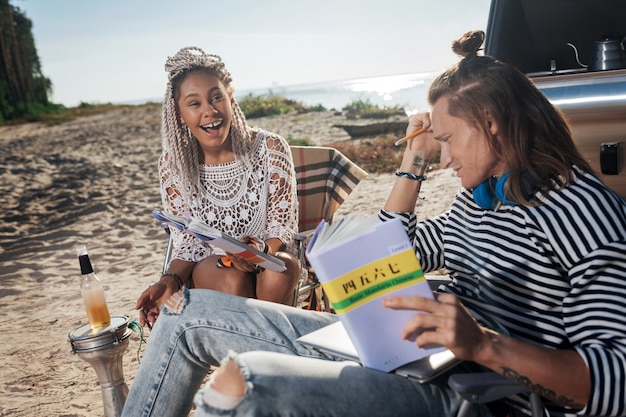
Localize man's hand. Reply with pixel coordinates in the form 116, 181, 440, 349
383, 293, 493, 361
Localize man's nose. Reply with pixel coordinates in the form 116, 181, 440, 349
439, 147, 452, 168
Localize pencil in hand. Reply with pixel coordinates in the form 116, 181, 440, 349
394, 127, 426, 147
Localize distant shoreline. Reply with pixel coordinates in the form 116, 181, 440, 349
102, 71, 436, 114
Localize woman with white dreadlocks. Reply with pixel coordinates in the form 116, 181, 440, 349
135, 47, 300, 327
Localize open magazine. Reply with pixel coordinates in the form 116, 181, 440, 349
305, 215, 444, 372
152, 210, 287, 272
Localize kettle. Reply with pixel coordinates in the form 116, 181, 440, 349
588, 36, 626, 71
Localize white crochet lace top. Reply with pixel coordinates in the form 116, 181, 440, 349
160, 130, 298, 263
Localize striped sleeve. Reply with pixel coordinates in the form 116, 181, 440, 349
527, 171, 626, 416
378, 209, 448, 272
567, 242, 626, 416
544, 250, 626, 415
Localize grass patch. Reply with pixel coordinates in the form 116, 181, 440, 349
239, 94, 405, 120
239, 92, 326, 118
285, 134, 408, 174
1, 101, 162, 127
328, 136, 441, 174
342, 99, 406, 119
329, 135, 404, 173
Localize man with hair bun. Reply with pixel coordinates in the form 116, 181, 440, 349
123, 33, 626, 417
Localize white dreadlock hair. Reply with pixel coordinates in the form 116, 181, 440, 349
161, 46, 254, 198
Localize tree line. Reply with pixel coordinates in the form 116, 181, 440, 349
0, 0, 55, 123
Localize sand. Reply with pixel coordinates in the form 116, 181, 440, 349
0, 105, 460, 416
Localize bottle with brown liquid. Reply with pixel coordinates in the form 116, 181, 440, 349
77, 245, 111, 330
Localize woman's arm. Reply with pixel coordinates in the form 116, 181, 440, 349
159, 150, 219, 263
263, 133, 298, 244
135, 153, 199, 326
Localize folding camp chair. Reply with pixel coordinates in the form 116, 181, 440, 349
290, 145, 368, 311
449, 372, 545, 417
159, 145, 368, 311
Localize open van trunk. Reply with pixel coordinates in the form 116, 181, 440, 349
484, 0, 626, 197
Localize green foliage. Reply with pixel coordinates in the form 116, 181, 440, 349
342, 99, 405, 119
36, 103, 121, 126
0, 80, 13, 122
0, 101, 132, 126
1, 1, 54, 122
330, 135, 404, 173
285, 135, 313, 146
238, 92, 326, 119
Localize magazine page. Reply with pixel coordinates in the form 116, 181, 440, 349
152, 210, 286, 272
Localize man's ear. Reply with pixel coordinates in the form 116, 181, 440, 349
483, 109, 498, 136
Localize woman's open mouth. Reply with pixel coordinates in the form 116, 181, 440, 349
200, 120, 223, 132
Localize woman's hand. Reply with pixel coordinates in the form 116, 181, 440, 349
222, 236, 275, 273
134, 281, 177, 327
223, 253, 258, 273
383, 293, 492, 361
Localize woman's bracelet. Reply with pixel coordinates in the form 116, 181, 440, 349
161, 272, 184, 290
395, 171, 427, 181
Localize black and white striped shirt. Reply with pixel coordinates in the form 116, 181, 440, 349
380, 167, 626, 417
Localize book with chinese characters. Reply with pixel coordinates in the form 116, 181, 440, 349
304, 215, 444, 372
152, 210, 286, 272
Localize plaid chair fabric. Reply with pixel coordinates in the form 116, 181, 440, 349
290, 146, 368, 233
290, 146, 368, 311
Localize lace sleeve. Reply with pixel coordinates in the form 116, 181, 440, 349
261, 133, 298, 248
159, 152, 214, 263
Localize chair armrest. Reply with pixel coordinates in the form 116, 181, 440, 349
426, 275, 452, 292
294, 229, 316, 242
448, 372, 529, 404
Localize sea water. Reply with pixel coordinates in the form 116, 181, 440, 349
134, 72, 436, 115
235, 72, 436, 115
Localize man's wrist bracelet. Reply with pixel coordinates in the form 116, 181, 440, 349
161, 272, 184, 289
395, 171, 427, 181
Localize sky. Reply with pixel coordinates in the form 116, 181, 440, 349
11, 0, 492, 107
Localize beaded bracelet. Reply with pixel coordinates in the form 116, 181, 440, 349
395, 171, 428, 181
161, 272, 184, 290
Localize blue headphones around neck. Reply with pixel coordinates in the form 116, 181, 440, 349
472, 172, 515, 209
472, 171, 540, 210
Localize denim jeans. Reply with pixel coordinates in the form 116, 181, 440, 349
121, 289, 493, 417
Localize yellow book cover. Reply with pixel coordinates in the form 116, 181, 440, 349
306, 215, 443, 372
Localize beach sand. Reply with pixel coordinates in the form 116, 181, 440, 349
0, 105, 460, 416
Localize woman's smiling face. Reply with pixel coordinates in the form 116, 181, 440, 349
177, 71, 234, 152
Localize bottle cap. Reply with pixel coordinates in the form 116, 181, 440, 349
77, 245, 94, 275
